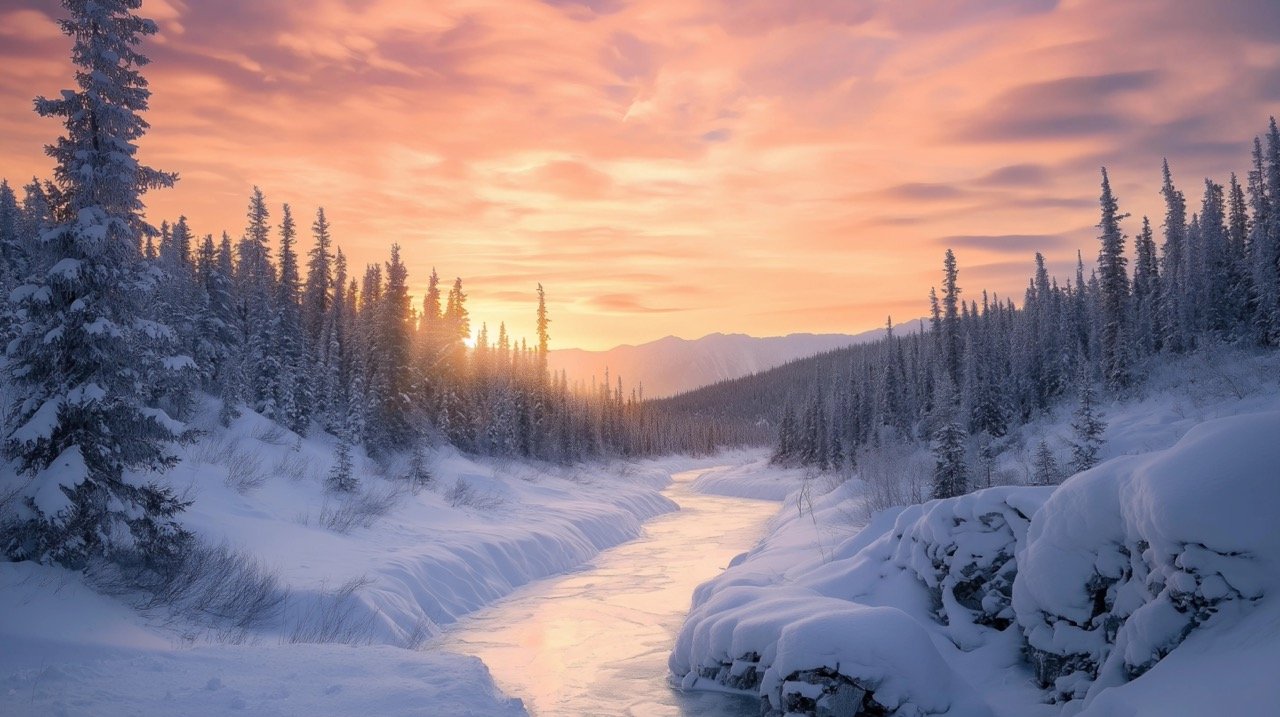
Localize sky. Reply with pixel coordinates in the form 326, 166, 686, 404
2, 0, 1279, 350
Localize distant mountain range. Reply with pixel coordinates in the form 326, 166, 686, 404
548, 328, 899, 398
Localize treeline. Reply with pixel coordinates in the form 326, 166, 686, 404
0, 174, 663, 463
765, 119, 1280, 494
0, 0, 730, 571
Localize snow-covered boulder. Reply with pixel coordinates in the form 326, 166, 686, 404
671, 486, 1053, 715
760, 605, 995, 717
1014, 411, 1280, 702
888, 487, 1051, 642
673, 585, 994, 716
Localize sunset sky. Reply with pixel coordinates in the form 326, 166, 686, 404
2, 0, 1280, 350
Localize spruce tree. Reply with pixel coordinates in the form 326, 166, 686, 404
930, 388, 968, 500
327, 435, 356, 493
1069, 371, 1106, 473
274, 203, 307, 431
373, 243, 413, 449
3, 0, 188, 568
1160, 160, 1189, 351
1033, 440, 1060, 485
1132, 216, 1161, 355
301, 207, 333, 353
941, 249, 962, 382
1096, 168, 1131, 391
0, 180, 24, 295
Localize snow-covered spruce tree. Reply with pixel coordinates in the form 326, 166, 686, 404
940, 249, 962, 383
1096, 168, 1130, 392
301, 207, 333, 357
327, 433, 356, 493
371, 243, 413, 451
3, 0, 189, 569
0, 180, 22, 296
930, 382, 968, 500
272, 203, 307, 432
1131, 216, 1161, 356
1032, 440, 1060, 485
405, 441, 432, 491
235, 187, 279, 418
1069, 371, 1106, 474
1160, 160, 1190, 352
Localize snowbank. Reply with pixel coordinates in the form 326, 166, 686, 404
1, 561, 525, 717
690, 454, 810, 501
671, 484, 1047, 715
0, 399, 710, 716
1015, 411, 1280, 703
672, 408, 1280, 717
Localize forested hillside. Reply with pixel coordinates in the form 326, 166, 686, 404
653, 127, 1280, 498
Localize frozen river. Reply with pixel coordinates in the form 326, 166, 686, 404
432, 467, 778, 716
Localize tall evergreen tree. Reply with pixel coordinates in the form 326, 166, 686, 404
301, 207, 333, 355
3, 0, 188, 568
0, 180, 22, 295
1160, 160, 1190, 351
1032, 440, 1060, 485
273, 202, 307, 430
1096, 168, 1131, 391
536, 283, 550, 380
236, 187, 278, 416
940, 249, 962, 382
372, 243, 413, 449
1132, 216, 1161, 355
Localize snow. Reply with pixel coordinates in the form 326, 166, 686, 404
1016, 411, 1280, 703
763, 606, 995, 717
672, 379, 1280, 717
690, 454, 811, 500
30, 445, 89, 517
47, 257, 82, 280
10, 394, 63, 446
671, 482, 1045, 715
0, 397, 719, 717
0, 562, 525, 717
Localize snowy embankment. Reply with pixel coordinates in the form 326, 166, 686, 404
0, 398, 696, 716
690, 452, 812, 501
672, 372, 1280, 716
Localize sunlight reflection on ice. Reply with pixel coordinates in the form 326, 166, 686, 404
433, 468, 775, 717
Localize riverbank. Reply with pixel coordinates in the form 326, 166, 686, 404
671, 396, 1280, 716
433, 465, 780, 717
0, 400, 743, 717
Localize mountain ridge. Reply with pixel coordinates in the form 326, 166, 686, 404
548, 327, 900, 398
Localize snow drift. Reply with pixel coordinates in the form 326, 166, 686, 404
1015, 411, 1280, 705
672, 411, 1280, 716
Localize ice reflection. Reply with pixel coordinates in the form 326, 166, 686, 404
433, 468, 776, 717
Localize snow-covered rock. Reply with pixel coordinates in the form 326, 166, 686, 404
1014, 411, 1280, 703
674, 409, 1280, 716
672, 485, 1050, 715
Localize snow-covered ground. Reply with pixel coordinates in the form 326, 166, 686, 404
0, 398, 719, 717
673, 351, 1280, 717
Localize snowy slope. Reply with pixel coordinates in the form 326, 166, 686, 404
0, 397, 714, 717
0, 561, 527, 717
548, 328, 892, 398
674, 363, 1280, 717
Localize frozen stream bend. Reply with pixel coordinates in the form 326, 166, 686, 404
432, 467, 779, 717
